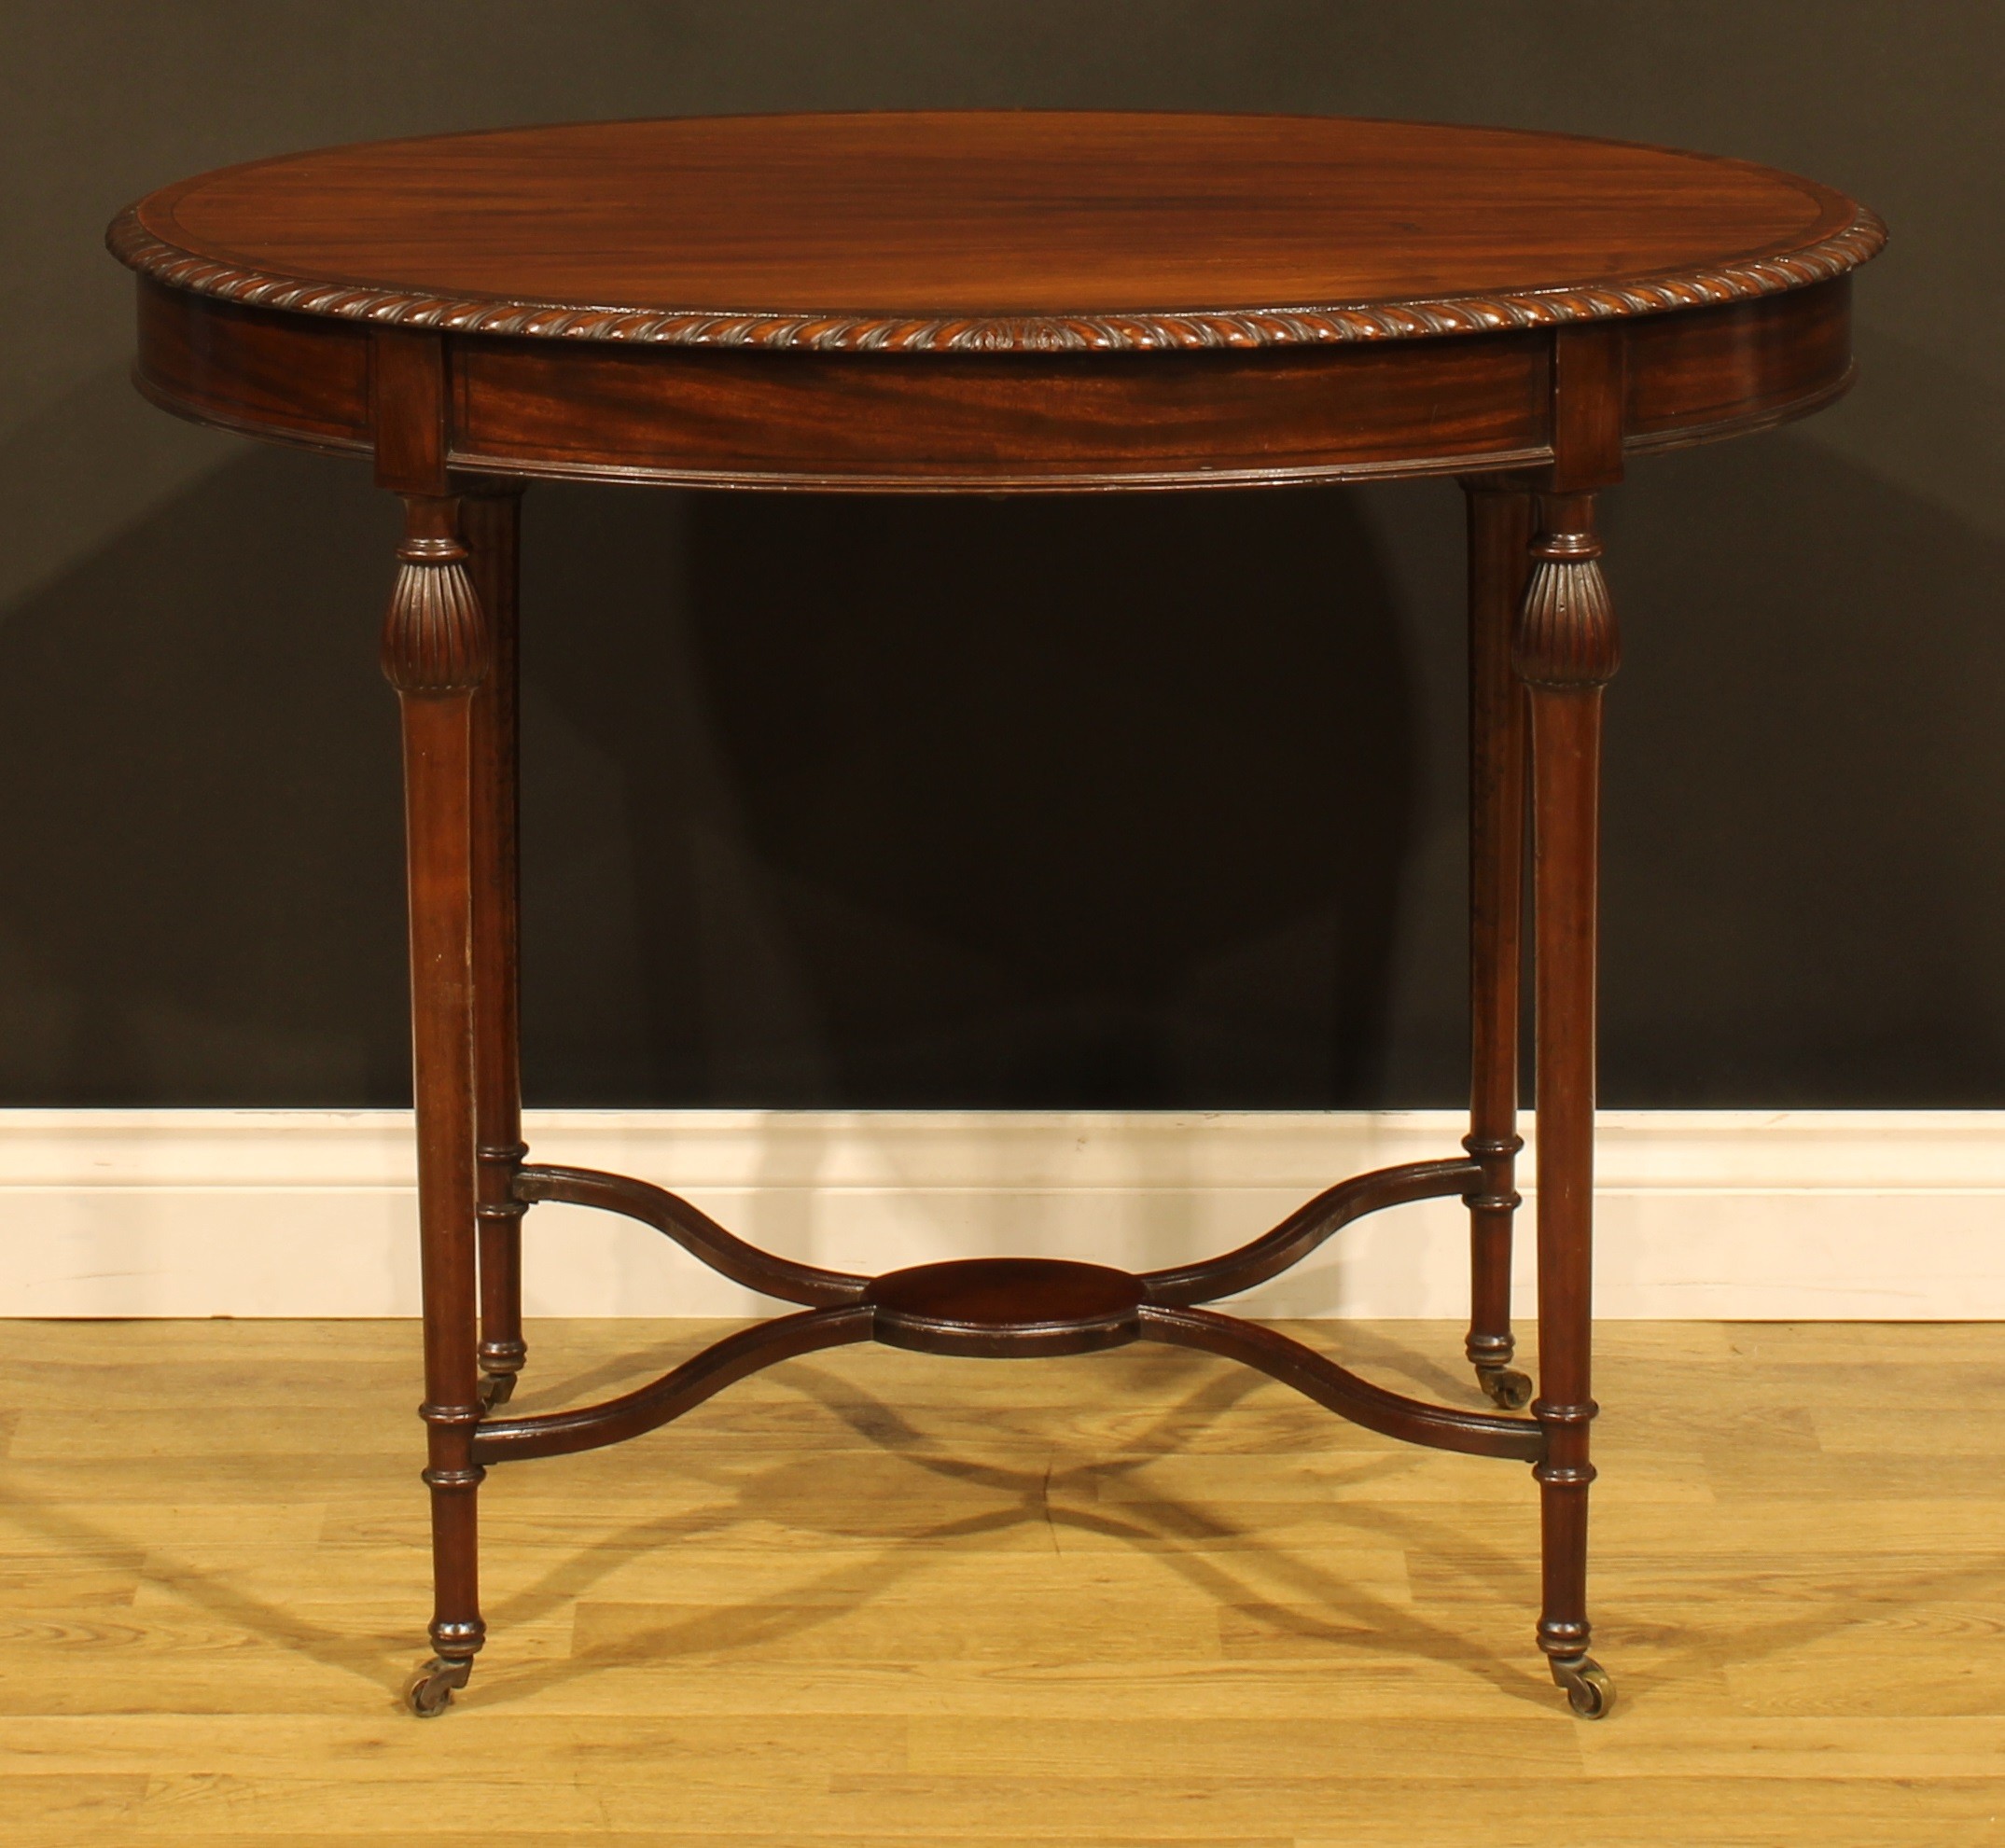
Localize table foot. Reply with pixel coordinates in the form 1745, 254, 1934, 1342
476, 1327, 529, 1408
1476, 1364, 1533, 1410
404, 1654, 473, 1717
1549, 1653, 1614, 1718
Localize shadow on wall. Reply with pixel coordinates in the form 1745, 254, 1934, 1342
524, 485, 1416, 1106
1, 428, 2002, 1108
0, 453, 1417, 1105
1596, 430, 2005, 1104
0, 450, 409, 1105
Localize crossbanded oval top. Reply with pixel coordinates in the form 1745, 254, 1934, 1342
110, 111, 1882, 354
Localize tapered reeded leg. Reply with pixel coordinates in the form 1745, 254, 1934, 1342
463, 487, 529, 1409
1517, 487, 1619, 1719
1461, 479, 1534, 1411
383, 493, 492, 1716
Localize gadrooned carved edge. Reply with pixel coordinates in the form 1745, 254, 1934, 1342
107, 205, 1887, 355
383, 536, 489, 695
1516, 555, 1620, 688
1515, 504, 1621, 688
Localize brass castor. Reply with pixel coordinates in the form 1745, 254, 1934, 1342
1551, 1655, 1614, 1718
405, 1656, 472, 1717
1477, 1366, 1533, 1410
479, 1371, 516, 1410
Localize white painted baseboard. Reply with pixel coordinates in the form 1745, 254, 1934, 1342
1, 1109, 1998, 1319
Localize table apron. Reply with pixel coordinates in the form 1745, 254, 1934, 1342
134, 276, 1856, 490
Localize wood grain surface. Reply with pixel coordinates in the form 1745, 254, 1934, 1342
115, 115, 1881, 488
112, 113, 1883, 354
2, 1316, 1999, 1844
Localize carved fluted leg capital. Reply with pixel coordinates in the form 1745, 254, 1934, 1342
382, 497, 490, 696
1513, 492, 1620, 690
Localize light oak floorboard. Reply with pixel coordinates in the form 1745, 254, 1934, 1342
1, 1317, 2001, 1843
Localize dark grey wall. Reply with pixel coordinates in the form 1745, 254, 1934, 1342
6, 3, 2001, 1108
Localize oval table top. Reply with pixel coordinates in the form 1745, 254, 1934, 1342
111, 110, 1883, 355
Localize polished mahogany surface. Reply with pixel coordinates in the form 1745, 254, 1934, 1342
112, 112, 1884, 492
869, 1257, 1146, 1357
113, 111, 1881, 353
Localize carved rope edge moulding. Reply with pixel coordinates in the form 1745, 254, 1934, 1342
108, 207, 1887, 355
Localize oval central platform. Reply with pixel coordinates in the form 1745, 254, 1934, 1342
867, 1257, 1145, 1358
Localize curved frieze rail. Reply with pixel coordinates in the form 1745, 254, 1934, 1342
1140, 1157, 1481, 1308
488, 1155, 1537, 1467
1138, 1305, 1544, 1463
514, 1163, 871, 1308
475, 1305, 875, 1464
107, 206, 1886, 355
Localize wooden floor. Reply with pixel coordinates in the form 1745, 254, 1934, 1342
2, 1317, 2002, 1845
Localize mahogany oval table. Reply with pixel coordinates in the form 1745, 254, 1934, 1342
111, 111, 1884, 1719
